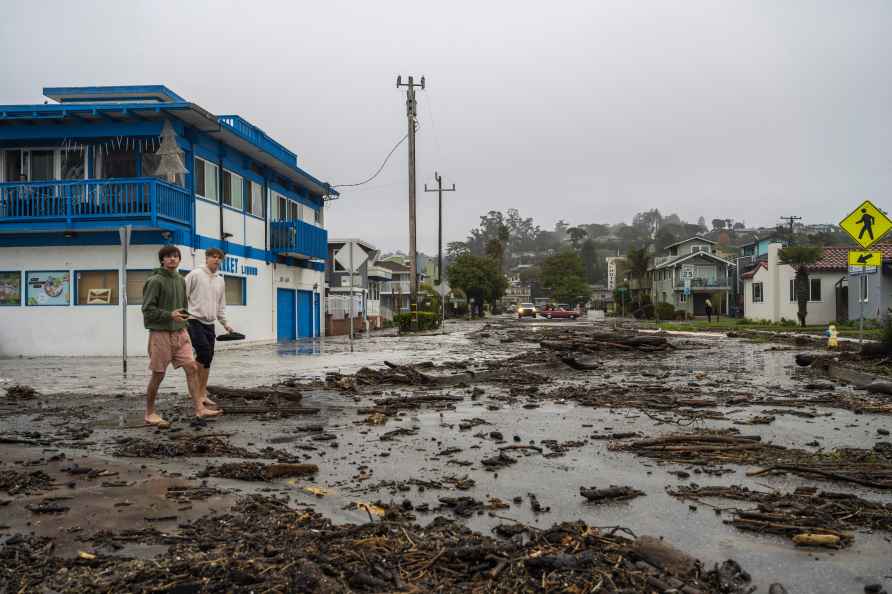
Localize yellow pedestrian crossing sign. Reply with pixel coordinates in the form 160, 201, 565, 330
840, 200, 892, 249
848, 250, 882, 267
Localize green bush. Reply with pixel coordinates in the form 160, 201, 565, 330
654, 302, 675, 320
394, 312, 441, 332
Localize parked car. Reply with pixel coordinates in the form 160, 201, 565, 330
540, 305, 578, 319
516, 303, 538, 318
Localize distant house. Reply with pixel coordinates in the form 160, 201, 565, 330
742, 243, 847, 325
501, 272, 531, 307
649, 236, 733, 316
326, 239, 391, 334
376, 259, 427, 317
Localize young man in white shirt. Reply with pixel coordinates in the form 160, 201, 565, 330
185, 248, 234, 413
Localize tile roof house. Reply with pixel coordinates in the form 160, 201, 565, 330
741, 243, 880, 324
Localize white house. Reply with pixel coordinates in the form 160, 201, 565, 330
742, 243, 846, 325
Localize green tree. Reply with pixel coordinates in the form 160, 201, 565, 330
447, 254, 508, 317
579, 239, 600, 283
567, 227, 587, 248
540, 250, 590, 305
625, 246, 651, 299
778, 245, 823, 326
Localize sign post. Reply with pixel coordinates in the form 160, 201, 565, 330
840, 200, 892, 343
118, 225, 132, 374
335, 242, 368, 351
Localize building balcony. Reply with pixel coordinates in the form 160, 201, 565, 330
675, 277, 730, 289
0, 177, 191, 232
270, 219, 327, 260
380, 280, 412, 294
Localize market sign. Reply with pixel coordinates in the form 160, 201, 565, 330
840, 200, 892, 249
847, 250, 882, 267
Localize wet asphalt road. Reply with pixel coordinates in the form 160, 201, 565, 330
2, 317, 892, 593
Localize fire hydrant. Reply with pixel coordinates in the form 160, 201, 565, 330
826, 324, 839, 349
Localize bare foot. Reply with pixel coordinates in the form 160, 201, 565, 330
144, 413, 170, 428
203, 397, 219, 409
195, 407, 223, 418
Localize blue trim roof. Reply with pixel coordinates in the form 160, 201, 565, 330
43, 85, 186, 103
0, 85, 338, 198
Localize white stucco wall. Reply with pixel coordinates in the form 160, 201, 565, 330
743, 243, 842, 325
0, 244, 324, 356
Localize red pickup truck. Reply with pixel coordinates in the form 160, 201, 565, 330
540, 305, 579, 319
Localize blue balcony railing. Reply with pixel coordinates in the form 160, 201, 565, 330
218, 115, 298, 167
271, 219, 327, 260
0, 178, 192, 229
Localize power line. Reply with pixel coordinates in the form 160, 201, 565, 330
332, 133, 409, 188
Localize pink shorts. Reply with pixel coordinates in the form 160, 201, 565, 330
147, 329, 195, 373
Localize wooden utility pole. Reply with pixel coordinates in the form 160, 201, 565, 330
425, 172, 456, 329
396, 75, 425, 325
779, 215, 802, 239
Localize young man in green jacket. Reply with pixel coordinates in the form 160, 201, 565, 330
142, 245, 221, 426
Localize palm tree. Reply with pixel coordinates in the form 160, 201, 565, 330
778, 245, 823, 326
625, 246, 651, 301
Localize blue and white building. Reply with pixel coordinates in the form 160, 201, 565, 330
0, 85, 335, 356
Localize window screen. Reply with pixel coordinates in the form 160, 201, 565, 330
810, 278, 821, 302
224, 276, 245, 305
249, 181, 264, 217
195, 158, 218, 201
222, 170, 243, 209
752, 282, 763, 303
30, 150, 55, 181
77, 270, 119, 305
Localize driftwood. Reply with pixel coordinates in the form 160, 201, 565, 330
207, 385, 303, 402
541, 333, 672, 354
263, 463, 319, 479
579, 485, 644, 503
558, 355, 600, 371
866, 382, 892, 396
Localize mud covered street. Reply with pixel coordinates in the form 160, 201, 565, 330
3, 319, 892, 593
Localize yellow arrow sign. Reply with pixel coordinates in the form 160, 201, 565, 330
840, 200, 892, 249
848, 250, 882, 267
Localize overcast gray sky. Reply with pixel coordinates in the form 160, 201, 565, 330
2, 1, 891, 253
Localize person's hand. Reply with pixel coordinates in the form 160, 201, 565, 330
224, 324, 234, 334
171, 309, 189, 322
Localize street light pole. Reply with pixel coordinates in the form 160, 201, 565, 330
424, 171, 455, 332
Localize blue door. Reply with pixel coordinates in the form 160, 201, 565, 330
277, 288, 296, 342
313, 293, 321, 337
297, 290, 313, 338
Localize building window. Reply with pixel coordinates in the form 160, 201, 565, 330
861, 275, 869, 303
224, 276, 246, 305
679, 292, 688, 304
222, 170, 244, 210
3, 150, 23, 181
0, 271, 22, 306
314, 207, 323, 225
123, 270, 151, 305
752, 282, 763, 303
99, 147, 137, 179
810, 278, 821, 302
61, 150, 85, 180
30, 150, 55, 181
248, 180, 264, 217
790, 278, 823, 302
194, 157, 219, 202
76, 270, 119, 305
